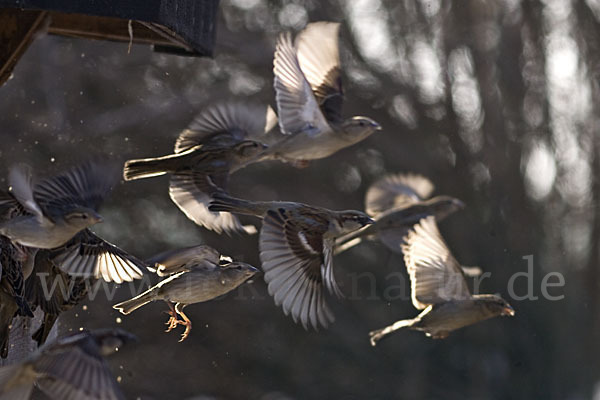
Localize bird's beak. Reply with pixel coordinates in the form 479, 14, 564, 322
93, 212, 104, 224
365, 217, 375, 225
502, 305, 515, 317
373, 122, 382, 131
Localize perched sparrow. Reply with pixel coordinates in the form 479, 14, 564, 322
265, 21, 381, 162
209, 193, 374, 330
25, 249, 90, 347
369, 217, 514, 346
113, 246, 257, 342
0, 328, 135, 400
0, 163, 144, 283
123, 102, 277, 234
336, 173, 465, 255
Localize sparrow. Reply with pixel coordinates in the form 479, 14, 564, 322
113, 246, 257, 342
208, 192, 374, 330
24, 249, 90, 347
123, 102, 277, 234
0, 328, 135, 400
368, 216, 514, 346
0, 163, 145, 284
335, 173, 465, 255
0, 236, 34, 358
265, 21, 382, 163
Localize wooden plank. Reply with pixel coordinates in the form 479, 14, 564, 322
47, 13, 191, 50
0, 9, 48, 86
0, 0, 219, 55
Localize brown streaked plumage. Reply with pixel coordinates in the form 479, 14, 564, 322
208, 192, 373, 330
369, 216, 514, 346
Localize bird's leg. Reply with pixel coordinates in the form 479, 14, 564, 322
175, 303, 192, 342
164, 302, 180, 332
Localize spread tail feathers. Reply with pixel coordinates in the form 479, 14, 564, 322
369, 318, 416, 346
112, 288, 156, 315
123, 147, 203, 180
122, 156, 177, 181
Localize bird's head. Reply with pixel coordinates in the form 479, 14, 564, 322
480, 295, 515, 317
64, 207, 103, 230
335, 210, 374, 234
340, 117, 382, 142
219, 261, 259, 285
428, 196, 465, 221
233, 140, 268, 159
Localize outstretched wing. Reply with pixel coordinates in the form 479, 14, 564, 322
402, 216, 470, 309
169, 170, 255, 235
259, 208, 339, 330
175, 102, 277, 153
365, 173, 435, 216
273, 31, 330, 136
33, 161, 118, 216
146, 244, 222, 276
295, 22, 344, 123
50, 230, 145, 284
36, 339, 125, 400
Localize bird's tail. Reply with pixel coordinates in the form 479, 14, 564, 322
208, 192, 266, 217
369, 318, 416, 346
123, 150, 194, 181
0, 364, 34, 400
112, 288, 157, 315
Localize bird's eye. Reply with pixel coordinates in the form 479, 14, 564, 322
81, 214, 88, 219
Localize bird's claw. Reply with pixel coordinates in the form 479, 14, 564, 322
369, 329, 384, 346
178, 321, 192, 342
164, 310, 180, 332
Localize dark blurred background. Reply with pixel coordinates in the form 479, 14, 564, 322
1, 0, 598, 398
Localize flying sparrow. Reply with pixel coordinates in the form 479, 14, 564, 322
113, 245, 257, 342
0, 163, 145, 284
123, 102, 277, 234
335, 173, 465, 255
265, 21, 381, 163
0, 328, 135, 400
369, 216, 514, 346
208, 192, 374, 330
